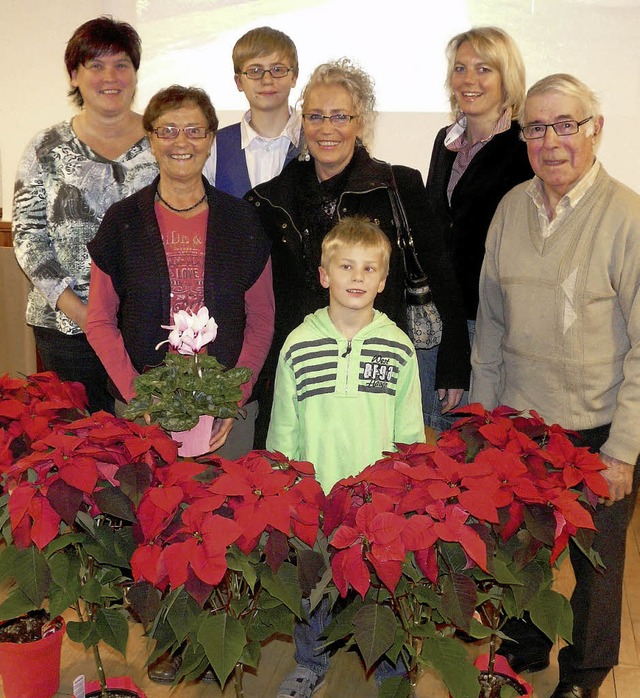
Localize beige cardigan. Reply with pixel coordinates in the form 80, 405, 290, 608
471, 167, 640, 465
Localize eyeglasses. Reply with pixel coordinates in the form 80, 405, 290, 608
240, 66, 293, 80
152, 126, 210, 140
302, 113, 358, 126
520, 117, 592, 140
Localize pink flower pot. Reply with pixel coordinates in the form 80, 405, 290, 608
0, 616, 65, 698
85, 675, 147, 697
171, 415, 214, 457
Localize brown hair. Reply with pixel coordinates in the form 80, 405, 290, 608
321, 217, 391, 274
65, 16, 141, 108
232, 26, 298, 76
143, 85, 219, 135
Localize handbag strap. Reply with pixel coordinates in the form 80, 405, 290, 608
386, 168, 427, 284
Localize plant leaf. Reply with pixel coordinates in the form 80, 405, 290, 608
422, 635, 480, 698
198, 613, 246, 686
95, 607, 129, 655
529, 589, 573, 643
353, 603, 397, 670
261, 561, 302, 615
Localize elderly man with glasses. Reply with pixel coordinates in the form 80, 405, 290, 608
471, 73, 640, 698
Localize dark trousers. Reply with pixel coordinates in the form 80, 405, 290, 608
33, 326, 114, 415
557, 425, 640, 688
502, 424, 640, 689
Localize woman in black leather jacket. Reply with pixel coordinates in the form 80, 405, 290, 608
247, 58, 470, 446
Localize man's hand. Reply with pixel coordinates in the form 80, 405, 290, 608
599, 452, 635, 504
437, 388, 464, 414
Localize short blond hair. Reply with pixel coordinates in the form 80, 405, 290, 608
321, 217, 390, 274
232, 26, 298, 76
301, 58, 376, 147
445, 26, 525, 119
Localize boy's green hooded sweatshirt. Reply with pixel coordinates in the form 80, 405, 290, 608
267, 308, 425, 491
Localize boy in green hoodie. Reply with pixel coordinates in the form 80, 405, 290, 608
268, 216, 424, 697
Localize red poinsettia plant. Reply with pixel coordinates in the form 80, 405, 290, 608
127, 449, 325, 697
321, 405, 608, 698
0, 372, 179, 697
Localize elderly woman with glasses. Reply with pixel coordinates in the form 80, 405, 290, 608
13, 16, 158, 414
246, 57, 470, 449
420, 27, 533, 432
86, 85, 273, 458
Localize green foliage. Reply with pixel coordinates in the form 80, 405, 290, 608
124, 353, 252, 431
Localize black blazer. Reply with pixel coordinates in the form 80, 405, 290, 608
426, 121, 533, 319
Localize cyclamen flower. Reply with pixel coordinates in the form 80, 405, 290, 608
155, 307, 218, 355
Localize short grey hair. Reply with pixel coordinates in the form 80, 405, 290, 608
521, 73, 601, 137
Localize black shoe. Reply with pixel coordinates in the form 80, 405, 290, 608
498, 650, 550, 674
147, 652, 182, 684
550, 682, 599, 698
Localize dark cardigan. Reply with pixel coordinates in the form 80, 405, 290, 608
88, 175, 270, 374
426, 121, 533, 319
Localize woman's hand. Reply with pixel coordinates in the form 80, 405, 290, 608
209, 417, 235, 452
56, 288, 87, 331
437, 388, 464, 414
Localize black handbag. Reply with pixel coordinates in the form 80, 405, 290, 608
387, 176, 443, 350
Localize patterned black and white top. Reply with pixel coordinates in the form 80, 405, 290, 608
13, 120, 158, 334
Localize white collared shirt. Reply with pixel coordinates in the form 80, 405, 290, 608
203, 109, 301, 188
526, 160, 601, 238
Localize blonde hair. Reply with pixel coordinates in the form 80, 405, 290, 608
320, 217, 390, 274
445, 26, 525, 119
521, 73, 601, 137
232, 27, 298, 76
301, 58, 376, 146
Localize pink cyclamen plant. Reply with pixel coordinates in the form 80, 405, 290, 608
156, 307, 218, 356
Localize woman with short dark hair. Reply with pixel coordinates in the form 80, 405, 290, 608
13, 16, 157, 413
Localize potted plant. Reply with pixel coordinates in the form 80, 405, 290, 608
0, 372, 181, 697
127, 449, 326, 698
321, 405, 608, 698
123, 307, 252, 457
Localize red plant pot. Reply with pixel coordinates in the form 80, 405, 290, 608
85, 675, 147, 697
171, 414, 214, 457
0, 616, 65, 698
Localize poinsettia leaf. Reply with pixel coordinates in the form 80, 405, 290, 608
239, 639, 261, 669
523, 504, 556, 546
528, 589, 573, 643
440, 572, 477, 632
46, 478, 84, 526
261, 561, 302, 615
67, 619, 101, 650
115, 462, 153, 508
12, 545, 51, 606
48, 550, 82, 617
198, 613, 246, 687
322, 595, 364, 644
127, 581, 162, 627
94, 607, 129, 655
264, 529, 289, 573
166, 587, 203, 643
93, 485, 136, 522
246, 602, 295, 642
352, 603, 397, 670
0, 589, 39, 621
422, 635, 480, 698
377, 675, 414, 698
296, 548, 326, 597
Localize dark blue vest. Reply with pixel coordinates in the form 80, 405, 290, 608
215, 122, 300, 198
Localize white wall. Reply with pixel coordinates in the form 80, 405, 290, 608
2, 0, 639, 219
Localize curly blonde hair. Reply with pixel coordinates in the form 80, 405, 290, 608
300, 58, 377, 146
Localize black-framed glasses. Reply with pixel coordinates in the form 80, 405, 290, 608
240, 66, 293, 80
152, 126, 210, 140
302, 113, 358, 126
520, 117, 592, 140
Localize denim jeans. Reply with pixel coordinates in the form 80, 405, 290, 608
294, 598, 407, 682
418, 320, 475, 432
